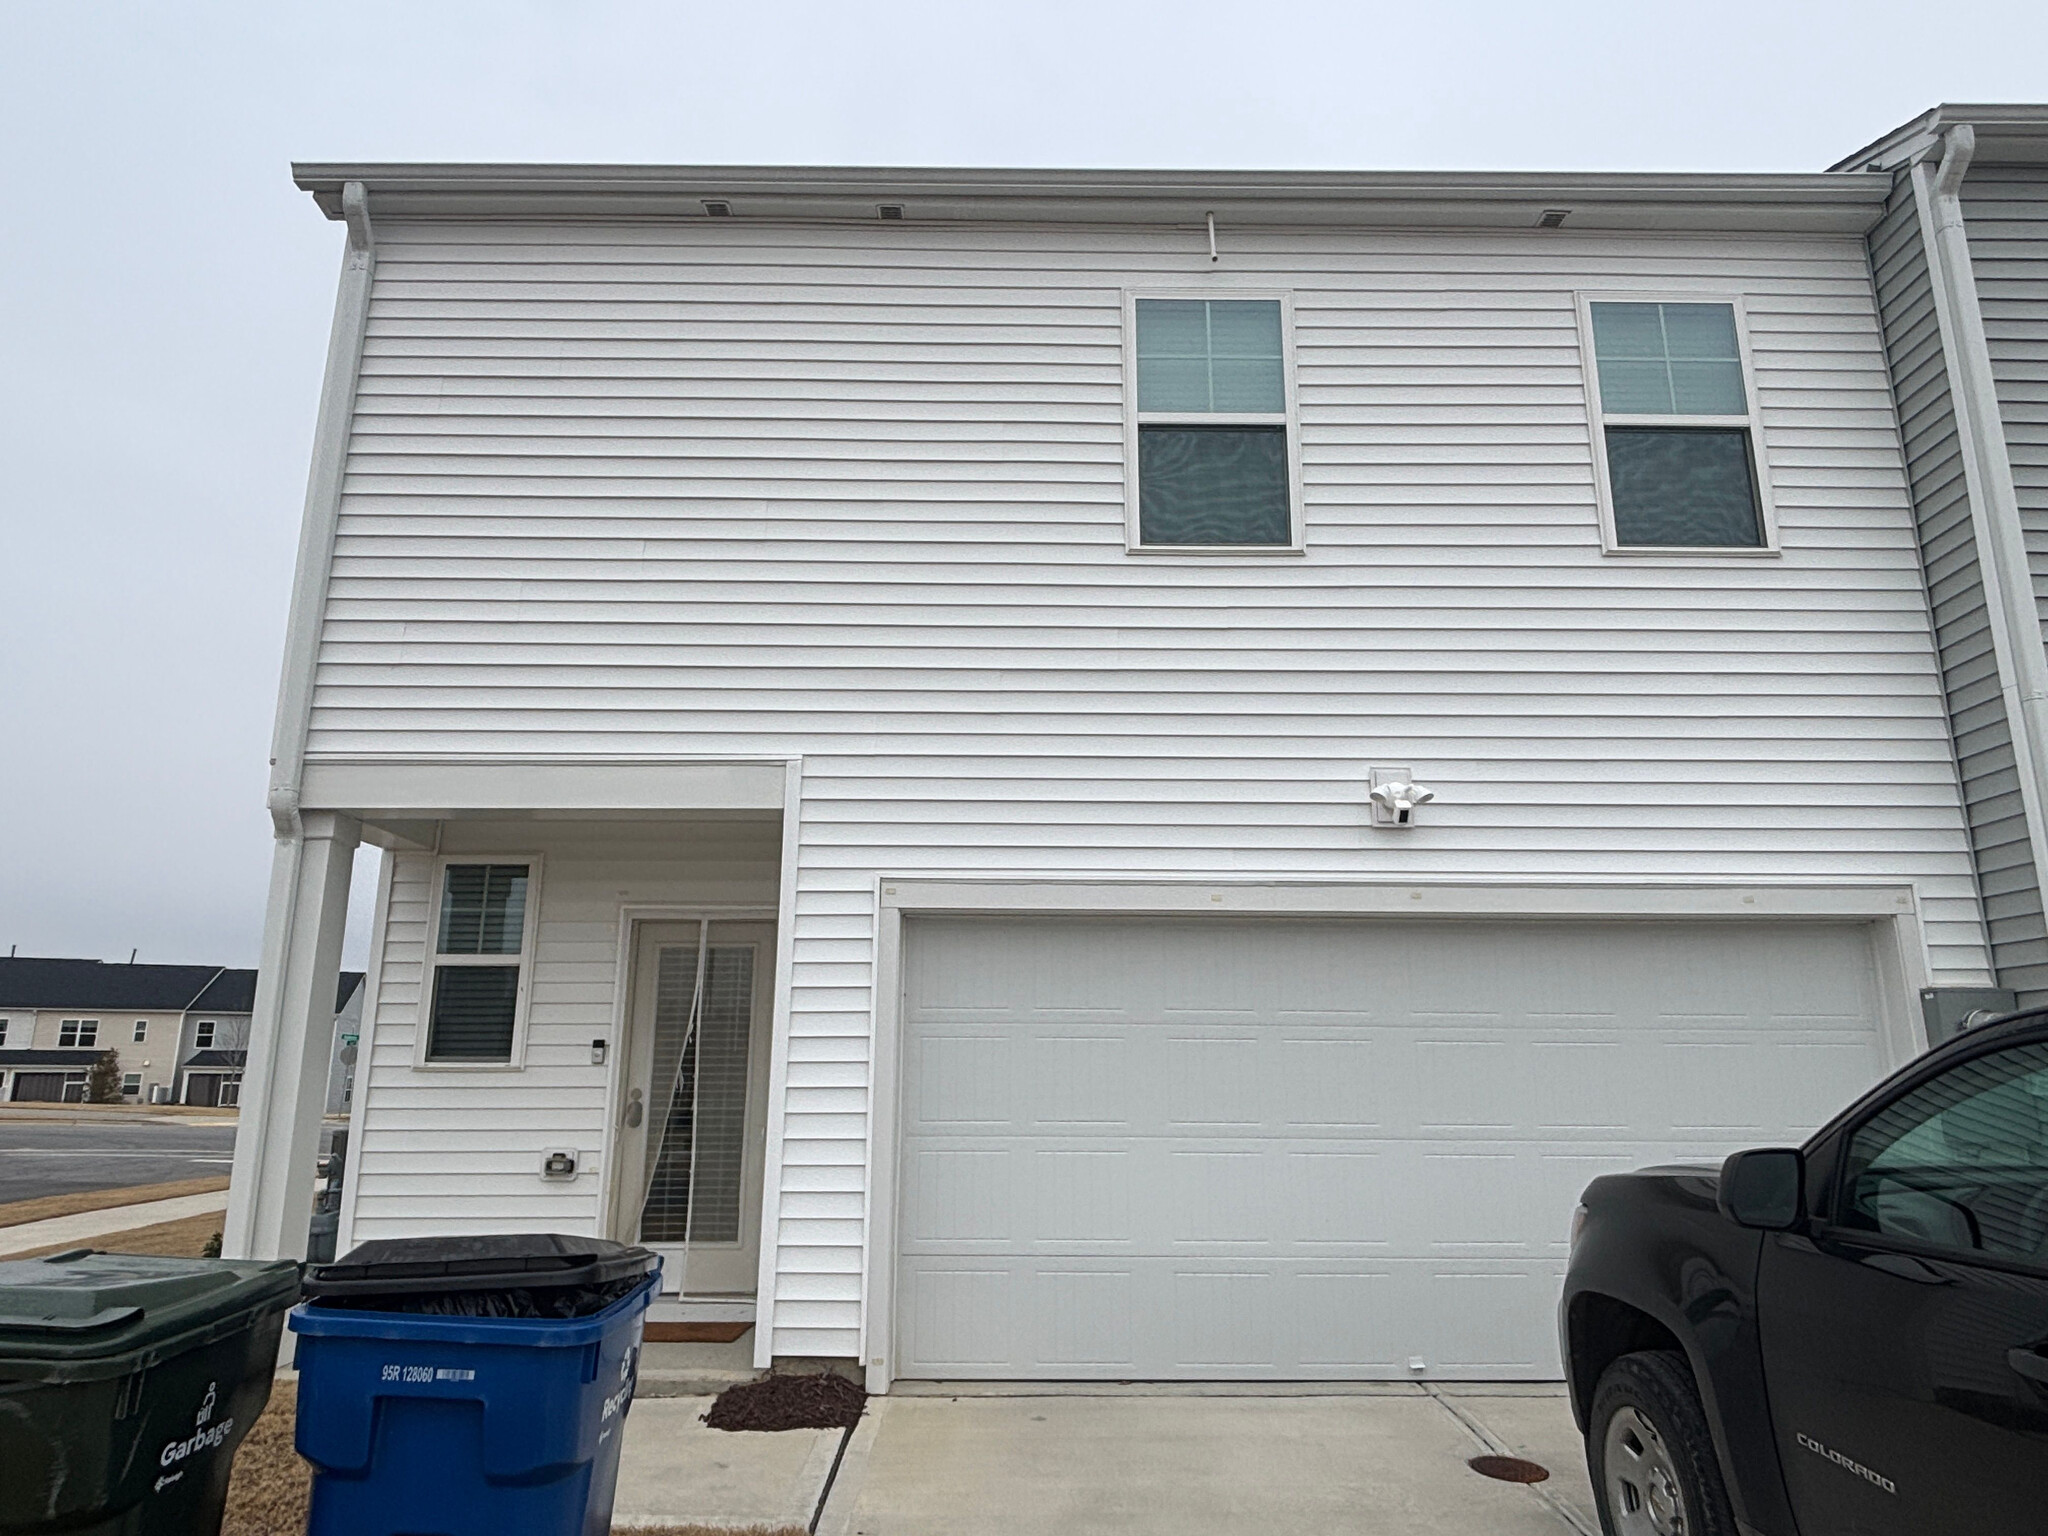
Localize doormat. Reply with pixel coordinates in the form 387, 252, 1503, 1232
644, 1320, 753, 1344
703, 1371, 867, 1432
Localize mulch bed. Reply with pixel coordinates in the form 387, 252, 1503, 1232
703, 1371, 867, 1432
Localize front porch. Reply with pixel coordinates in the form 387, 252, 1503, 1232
224, 759, 801, 1374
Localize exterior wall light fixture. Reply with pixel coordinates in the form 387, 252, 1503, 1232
1369, 766, 1438, 828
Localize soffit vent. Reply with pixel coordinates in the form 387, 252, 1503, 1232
1536, 208, 1570, 228
702, 199, 733, 217
877, 203, 905, 220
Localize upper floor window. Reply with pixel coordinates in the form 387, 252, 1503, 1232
423, 861, 538, 1066
133, 1020, 148, 1043
0, 1018, 10, 1047
60, 1019, 99, 1048
194, 1020, 216, 1048
1579, 297, 1775, 554
1126, 295, 1301, 551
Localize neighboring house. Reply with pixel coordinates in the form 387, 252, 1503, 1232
0, 958, 360, 1107
0, 959, 229, 1103
230, 105, 2043, 1390
325, 971, 367, 1114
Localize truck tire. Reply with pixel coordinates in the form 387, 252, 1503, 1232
1587, 1350, 1738, 1536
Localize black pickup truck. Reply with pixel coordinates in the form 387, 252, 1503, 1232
1561, 1009, 2048, 1536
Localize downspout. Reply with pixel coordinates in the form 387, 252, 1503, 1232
1912, 126, 2048, 974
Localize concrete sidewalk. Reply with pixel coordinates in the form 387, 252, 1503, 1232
610, 1382, 1596, 1535
0, 1190, 230, 1257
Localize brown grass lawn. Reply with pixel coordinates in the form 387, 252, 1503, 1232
10, 1210, 224, 1261
0, 1175, 230, 1229
223, 1382, 312, 1536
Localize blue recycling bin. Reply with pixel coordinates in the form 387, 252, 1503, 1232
289, 1235, 660, 1536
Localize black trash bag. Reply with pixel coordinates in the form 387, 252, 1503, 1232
316, 1275, 643, 1319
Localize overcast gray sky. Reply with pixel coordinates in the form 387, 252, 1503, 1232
3, 0, 2045, 970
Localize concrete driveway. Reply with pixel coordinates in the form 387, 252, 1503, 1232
610, 1381, 1598, 1534
816, 1385, 1596, 1536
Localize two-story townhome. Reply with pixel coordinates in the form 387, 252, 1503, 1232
0, 958, 227, 1102
0, 957, 363, 1106
227, 109, 2045, 1389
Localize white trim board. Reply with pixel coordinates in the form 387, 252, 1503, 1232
299, 758, 792, 817
859, 876, 1931, 1392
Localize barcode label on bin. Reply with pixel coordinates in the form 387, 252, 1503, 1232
380, 1365, 477, 1383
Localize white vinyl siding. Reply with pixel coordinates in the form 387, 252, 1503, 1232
316, 219, 1985, 1361
1964, 168, 2048, 719
1869, 177, 2048, 1004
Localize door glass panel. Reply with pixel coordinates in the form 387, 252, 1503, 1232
1839, 1041, 2048, 1265
638, 943, 756, 1245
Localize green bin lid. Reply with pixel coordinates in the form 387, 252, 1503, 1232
0, 1250, 300, 1382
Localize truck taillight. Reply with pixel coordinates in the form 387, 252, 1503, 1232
1569, 1203, 1590, 1254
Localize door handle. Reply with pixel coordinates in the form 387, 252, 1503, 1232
2007, 1347, 2048, 1385
624, 1088, 643, 1129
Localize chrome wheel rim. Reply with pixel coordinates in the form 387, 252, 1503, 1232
1603, 1405, 1689, 1536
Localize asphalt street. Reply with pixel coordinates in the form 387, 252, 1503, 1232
0, 1120, 240, 1204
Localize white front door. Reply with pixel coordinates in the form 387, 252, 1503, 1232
611, 920, 775, 1296
895, 914, 1893, 1379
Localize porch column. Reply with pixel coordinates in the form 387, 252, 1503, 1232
223, 810, 359, 1260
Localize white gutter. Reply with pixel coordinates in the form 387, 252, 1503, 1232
268, 179, 375, 837
1911, 126, 2048, 935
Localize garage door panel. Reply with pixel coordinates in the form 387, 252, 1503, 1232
1032, 1149, 1136, 1245
901, 1147, 1010, 1244
1164, 1036, 1263, 1126
1038, 1268, 1136, 1368
896, 915, 1890, 1379
1028, 1035, 1133, 1125
908, 1032, 1013, 1128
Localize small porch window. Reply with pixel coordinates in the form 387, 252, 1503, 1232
422, 860, 540, 1065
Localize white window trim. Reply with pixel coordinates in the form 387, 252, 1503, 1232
1575, 291, 1780, 558
413, 853, 544, 1072
133, 1020, 148, 1043
1122, 288, 1306, 555
194, 1020, 217, 1048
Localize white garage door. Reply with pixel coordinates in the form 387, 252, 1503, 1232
895, 915, 1890, 1380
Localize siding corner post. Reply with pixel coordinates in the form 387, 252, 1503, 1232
1912, 130, 2048, 962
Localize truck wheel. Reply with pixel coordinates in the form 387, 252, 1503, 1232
1587, 1350, 1737, 1536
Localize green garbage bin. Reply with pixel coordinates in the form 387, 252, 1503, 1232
0, 1247, 300, 1536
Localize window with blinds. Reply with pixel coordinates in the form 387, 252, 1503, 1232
1582, 298, 1774, 552
424, 862, 534, 1064
1129, 296, 1299, 549
637, 942, 757, 1246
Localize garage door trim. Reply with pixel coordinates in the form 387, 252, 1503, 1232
858, 880, 1928, 1393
